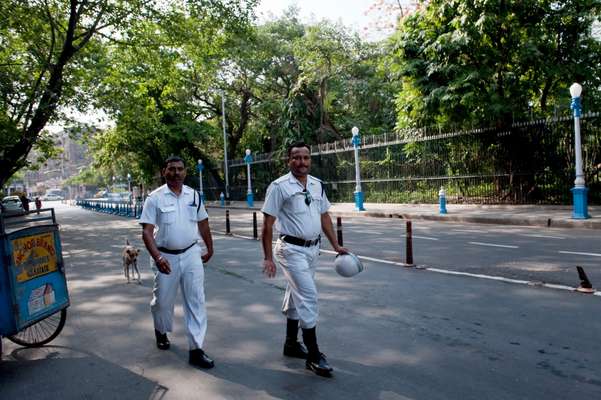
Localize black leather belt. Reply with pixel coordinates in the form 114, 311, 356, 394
158, 242, 196, 255
280, 235, 321, 247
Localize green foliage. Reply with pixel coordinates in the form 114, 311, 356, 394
0, 0, 257, 187
63, 167, 106, 187
389, 0, 601, 131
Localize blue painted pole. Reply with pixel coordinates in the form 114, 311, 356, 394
352, 126, 365, 211
197, 159, 205, 204
244, 150, 254, 207
220, 192, 225, 207
569, 83, 589, 219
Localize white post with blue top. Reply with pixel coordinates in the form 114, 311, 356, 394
569, 83, 589, 219
352, 126, 365, 211
197, 159, 204, 203
244, 149, 254, 207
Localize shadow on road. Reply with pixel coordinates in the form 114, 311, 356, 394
0, 345, 166, 399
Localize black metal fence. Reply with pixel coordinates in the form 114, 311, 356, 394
200, 113, 601, 205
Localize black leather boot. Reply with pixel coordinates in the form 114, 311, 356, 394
154, 329, 170, 350
189, 349, 215, 369
302, 327, 333, 377
283, 319, 308, 359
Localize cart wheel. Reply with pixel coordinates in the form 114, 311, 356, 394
7, 309, 67, 347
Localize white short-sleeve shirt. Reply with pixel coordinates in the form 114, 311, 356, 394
261, 173, 330, 240
139, 184, 208, 250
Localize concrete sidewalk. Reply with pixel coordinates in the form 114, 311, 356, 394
205, 201, 601, 229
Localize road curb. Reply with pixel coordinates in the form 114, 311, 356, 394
205, 204, 601, 230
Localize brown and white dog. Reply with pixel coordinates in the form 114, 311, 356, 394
122, 239, 141, 284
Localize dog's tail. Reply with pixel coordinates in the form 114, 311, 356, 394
126, 239, 130, 245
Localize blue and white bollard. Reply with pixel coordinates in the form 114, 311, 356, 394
244, 149, 254, 208
220, 192, 225, 207
439, 186, 447, 214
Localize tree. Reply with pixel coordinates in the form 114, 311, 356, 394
90, 1, 256, 187
389, 0, 601, 131
0, 0, 257, 188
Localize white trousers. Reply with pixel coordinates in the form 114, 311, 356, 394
150, 245, 207, 350
274, 239, 320, 329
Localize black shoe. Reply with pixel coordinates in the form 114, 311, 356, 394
155, 329, 170, 350
189, 349, 215, 369
306, 353, 333, 377
283, 341, 308, 359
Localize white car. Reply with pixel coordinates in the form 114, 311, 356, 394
41, 194, 64, 201
1, 196, 26, 215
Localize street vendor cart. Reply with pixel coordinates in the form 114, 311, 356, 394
0, 208, 69, 357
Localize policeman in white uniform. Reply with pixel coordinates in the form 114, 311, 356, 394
140, 156, 215, 369
262, 141, 349, 378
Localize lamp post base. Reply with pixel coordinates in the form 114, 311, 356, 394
439, 197, 447, 214
247, 192, 254, 208
571, 186, 589, 219
354, 191, 365, 211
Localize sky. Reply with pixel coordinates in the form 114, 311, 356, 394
257, 0, 373, 27
256, 0, 399, 40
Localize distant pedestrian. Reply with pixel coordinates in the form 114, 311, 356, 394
261, 141, 351, 378
35, 197, 42, 214
139, 156, 216, 369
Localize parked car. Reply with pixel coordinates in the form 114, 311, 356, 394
1, 196, 25, 215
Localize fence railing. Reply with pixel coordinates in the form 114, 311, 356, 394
219, 113, 601, 205
76, 199, 143, 218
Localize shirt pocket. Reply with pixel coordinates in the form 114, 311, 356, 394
159, 206, 176, 224
187, 206, 198, 221
290, 193, 309, 214
311, 192, 323, 213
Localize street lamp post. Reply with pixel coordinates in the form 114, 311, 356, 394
197, 159, 204, 204
127, 173, 132, 204
112, 176, 116, 192
221, 90, 230, 201
351, 126, 365, 211
244, 149, 254, 207
569, 83, 589, 219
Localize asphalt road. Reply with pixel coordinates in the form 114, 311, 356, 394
1, 203, 600, 399
209, 208, 601, 288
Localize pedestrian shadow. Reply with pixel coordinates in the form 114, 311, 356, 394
199, 357, 421, 400
0, 345, 166, 400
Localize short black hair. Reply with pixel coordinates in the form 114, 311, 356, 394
287, 141, 311, 158
164, 155, 185, 169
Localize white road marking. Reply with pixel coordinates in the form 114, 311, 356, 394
558, 251, 601, 257
427, 268, 531, 285
522, 234, 566, 239
469, 241, 519, 249
400, 235, 439, 241
452, 229, 485, 233
413, 235, 439, 241
214, 233, 601, 297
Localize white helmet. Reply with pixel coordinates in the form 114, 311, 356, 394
334, 253, 364, 278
